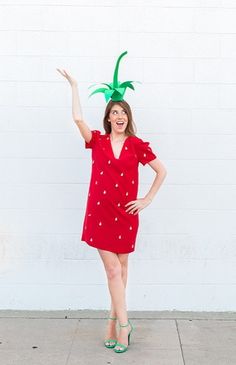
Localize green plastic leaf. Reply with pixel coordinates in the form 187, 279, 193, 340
115, 87, 125, 95
89, 87, 109, 98
88, 83, 99, 89
111, 92, 123, 101
88, 51, 140, 102
112, 51, 127, 89
119, 81, 135, 90
104, 89, 114, 102
100, 83, 112, 89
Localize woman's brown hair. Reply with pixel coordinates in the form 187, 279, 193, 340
103, 100, 137, 136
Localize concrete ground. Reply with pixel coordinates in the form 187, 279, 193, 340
0, 310, 236, 365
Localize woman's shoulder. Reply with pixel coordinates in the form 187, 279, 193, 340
129, 134, 153, 151
91, 130, 109, 140
129, 134, 146, 144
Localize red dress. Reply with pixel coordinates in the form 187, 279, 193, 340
81, 130, 157, 254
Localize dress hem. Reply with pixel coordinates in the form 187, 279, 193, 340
81, 239, 135, 254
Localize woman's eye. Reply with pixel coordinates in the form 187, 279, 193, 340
111, 110, 126, 115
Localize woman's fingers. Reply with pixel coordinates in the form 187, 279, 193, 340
125, 201, 135, 212
125, 201, 135, 207
125, 201, 139, 214
56, 68, 69, 78
56, 68, 78, 86
125, 198, 150, 214
128, 205, 139, 215
126, 206, 135, 213
56, 68, 66, 77
63, 69, 69, 76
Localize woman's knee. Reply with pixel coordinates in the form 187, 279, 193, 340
105, 262, 122, 281
118, 254, 129, 271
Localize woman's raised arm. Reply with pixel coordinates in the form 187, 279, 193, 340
56, 68, 92, 143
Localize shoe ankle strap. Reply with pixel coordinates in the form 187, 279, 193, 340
119, 322, 129, 327
108, 316, 117, 320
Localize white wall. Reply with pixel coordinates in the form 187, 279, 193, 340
0, 0, 236, 311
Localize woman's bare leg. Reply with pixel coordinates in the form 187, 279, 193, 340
118, 253, 129, 288
109, 253, 129, 318
115, 253, 131, 350
98, 250, 131, 348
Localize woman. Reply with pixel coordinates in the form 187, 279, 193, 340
57, 64, 167, 353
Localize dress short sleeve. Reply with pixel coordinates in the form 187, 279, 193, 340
134, 137, 157, 165
85, 130, 101, 149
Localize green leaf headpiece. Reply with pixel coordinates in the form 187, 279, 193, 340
88, 51, 139, 102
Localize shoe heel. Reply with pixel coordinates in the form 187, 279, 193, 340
127, 320, 133, 345
128, 333, 131, 345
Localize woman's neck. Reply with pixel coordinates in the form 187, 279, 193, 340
110, 131, 127, 142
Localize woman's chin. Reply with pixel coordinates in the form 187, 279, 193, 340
113, 129, 126, 134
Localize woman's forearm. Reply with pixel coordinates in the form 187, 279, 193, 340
71, 84, 83, 122
71, 84, 92, 142
144, 171, 167, 202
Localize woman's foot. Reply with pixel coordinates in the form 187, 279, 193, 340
104, 317, 118, 348
114, 321, 132, 352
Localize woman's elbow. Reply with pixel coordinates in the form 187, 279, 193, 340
158, 167, 167, 178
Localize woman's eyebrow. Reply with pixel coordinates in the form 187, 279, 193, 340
111, 109, 125, 112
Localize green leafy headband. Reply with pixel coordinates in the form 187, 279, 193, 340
88, 51, 139, 102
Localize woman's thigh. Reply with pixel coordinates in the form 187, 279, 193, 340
117, 253, 129, 268
97, 249, 120, 272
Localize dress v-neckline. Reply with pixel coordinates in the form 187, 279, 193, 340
109, 135, 129, 160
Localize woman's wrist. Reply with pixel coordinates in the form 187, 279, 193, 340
73, 117, 83, 124
144, 196, 152, 204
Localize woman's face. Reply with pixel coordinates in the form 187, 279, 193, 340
108, 104, 129, 135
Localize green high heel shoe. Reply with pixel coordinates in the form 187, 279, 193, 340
114, 319, 133, 353
104, 316, 118, 348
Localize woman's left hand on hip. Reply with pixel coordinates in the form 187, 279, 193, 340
125, 198, 152, 215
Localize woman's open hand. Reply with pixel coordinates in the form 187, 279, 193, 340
56, 68, 78, 87
125, 197, 152, 215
